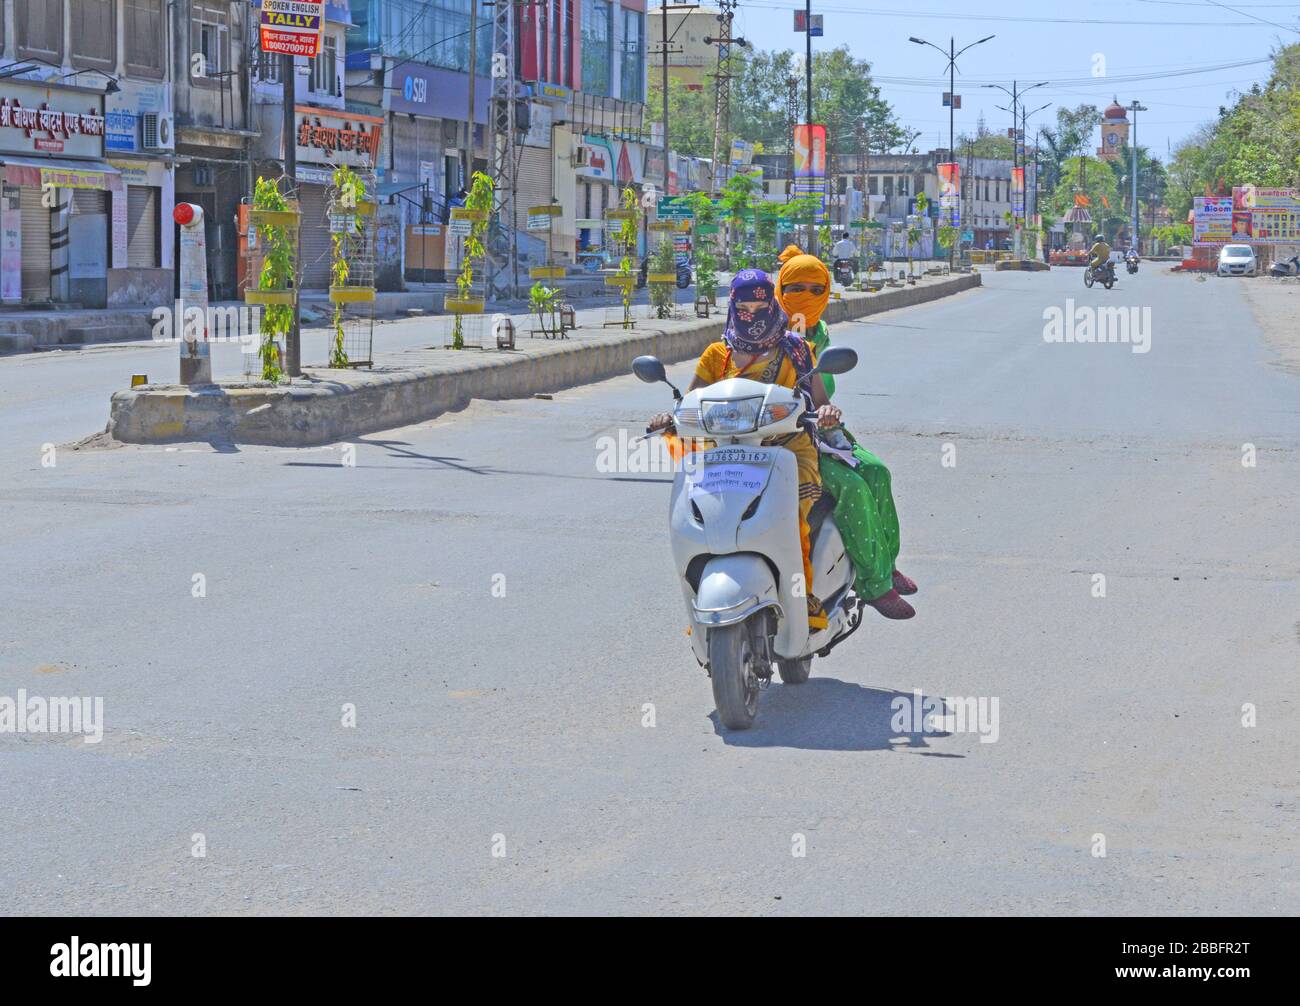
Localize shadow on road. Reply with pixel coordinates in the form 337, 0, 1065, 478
712, 679, 960, 755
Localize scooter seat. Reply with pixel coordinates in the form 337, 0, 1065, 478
806, 490, 836, 550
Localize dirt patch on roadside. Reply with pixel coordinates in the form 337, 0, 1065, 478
1240, 278, 1300, 376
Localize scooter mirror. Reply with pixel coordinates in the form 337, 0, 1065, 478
814, 346, 858, 376
632, 355, 667, 384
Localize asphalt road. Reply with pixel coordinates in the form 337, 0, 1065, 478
2, 266, 1297, 915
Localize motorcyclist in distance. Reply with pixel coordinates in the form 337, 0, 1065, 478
1088, 233, 1112, 277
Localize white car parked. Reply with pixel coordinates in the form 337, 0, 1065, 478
1218, 244, 1257, 277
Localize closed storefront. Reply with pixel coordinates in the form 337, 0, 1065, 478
296, 181, 332, 290
126, 185, 159, 268
0, 80, 119, 306
18, 186, 50, 303
104, 78, 175, 302
391, 114, 446, 224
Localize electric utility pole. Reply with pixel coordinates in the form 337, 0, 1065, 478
466, 0, 478, 187
786, 76, 799, 204
706, 0, 745, 195
282, 53, 300, 377
661, 3, 671, 187
653, 5, 699, 196
1128, 100, 1147, 253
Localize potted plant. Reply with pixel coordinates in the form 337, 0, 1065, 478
529, 281, 561, 337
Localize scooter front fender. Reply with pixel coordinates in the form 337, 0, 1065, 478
692, 553, 782, 628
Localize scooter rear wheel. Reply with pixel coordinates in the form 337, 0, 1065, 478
709, 621, 761, 730
777, 657, 812, 684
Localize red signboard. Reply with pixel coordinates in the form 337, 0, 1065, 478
260, 0, 325, 58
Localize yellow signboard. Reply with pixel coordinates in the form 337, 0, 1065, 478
40, 168, 107, 190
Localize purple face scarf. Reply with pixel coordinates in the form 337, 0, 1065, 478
723, 269, 789, 354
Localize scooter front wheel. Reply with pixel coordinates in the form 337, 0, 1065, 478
709, 621, 762, 730
1083, 270, 1095, 288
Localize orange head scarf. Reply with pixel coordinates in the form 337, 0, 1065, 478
775, 253, 831, 333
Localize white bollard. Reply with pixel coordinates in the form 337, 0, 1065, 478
174, 202, 211, 385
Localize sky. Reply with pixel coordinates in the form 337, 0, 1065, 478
725, 0, 1300, 160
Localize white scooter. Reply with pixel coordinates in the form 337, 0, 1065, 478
633, 348, 868, 730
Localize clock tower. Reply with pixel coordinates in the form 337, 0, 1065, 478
1097, 98, 1130, 161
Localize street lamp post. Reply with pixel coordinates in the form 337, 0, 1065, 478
805, 0, 815, 254
1020, 102, 1050, 257
984, 80, 1048, 257
909, 33, 995, 268
1128, 100, 1148, 253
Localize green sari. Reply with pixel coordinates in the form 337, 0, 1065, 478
807, 320, 901, 600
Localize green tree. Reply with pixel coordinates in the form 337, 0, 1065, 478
1164, 44, 1300, 218
649, 44, 904, 157
645, 76, 714, 159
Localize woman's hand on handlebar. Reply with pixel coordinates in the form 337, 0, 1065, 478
815, 404, 843, 428
647, 412, 676, 434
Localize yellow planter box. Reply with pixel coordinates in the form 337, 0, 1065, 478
329, 287, 376, 303
604, 275, 636, 287
250, 209, 300, 228
244, 290, 296, 305
647, 273, 678, 283
529, 266, 567, 279
450, 207, 487, 222
445, 297, 485, 314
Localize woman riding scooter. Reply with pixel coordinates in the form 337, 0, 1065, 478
648, 269, 842, 631
775, 247, 917, 619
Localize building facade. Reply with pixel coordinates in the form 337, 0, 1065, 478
0, 0, 654, 306
648, 4, 718, 89
0, 0, 176, 307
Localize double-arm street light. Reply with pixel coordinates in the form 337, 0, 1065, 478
909, 34, 995, 266
908, 34, 995, 164
1128, 100, 1148, 252
984, 80, 1048, 255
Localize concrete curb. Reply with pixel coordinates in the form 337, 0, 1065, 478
107, 272, 982, 446
995, 259, 1051, 272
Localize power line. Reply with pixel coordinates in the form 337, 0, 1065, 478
740, 0, 1298, 27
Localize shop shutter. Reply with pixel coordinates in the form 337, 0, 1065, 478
297, 183, 332, 289
516, 145, 554, 244
20, 186, 51, 303
127, 185, 158, 268
73, 189, 106, 214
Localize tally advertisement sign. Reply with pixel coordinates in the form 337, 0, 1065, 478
260, 1, 325, 58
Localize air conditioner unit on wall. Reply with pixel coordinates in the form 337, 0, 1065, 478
140, 113, 172, 151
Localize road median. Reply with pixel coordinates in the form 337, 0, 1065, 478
106, 271, 981, 447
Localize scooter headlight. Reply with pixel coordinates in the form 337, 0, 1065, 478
700, 397, 763, 435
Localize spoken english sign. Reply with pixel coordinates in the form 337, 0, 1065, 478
260, 0, 325, 58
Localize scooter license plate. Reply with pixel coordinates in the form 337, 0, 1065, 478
687, 447, 775, 498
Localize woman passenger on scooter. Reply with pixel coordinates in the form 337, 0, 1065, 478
648, 269, 841, 631
775, 247, 917, 619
